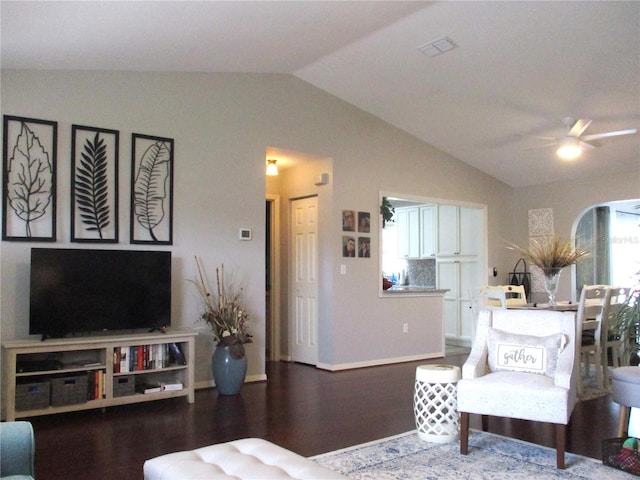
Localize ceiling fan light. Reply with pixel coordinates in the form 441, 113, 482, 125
266, 159, 279, 176
556, 137, 581, 160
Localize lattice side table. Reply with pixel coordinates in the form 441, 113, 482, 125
413, 364, 461, 443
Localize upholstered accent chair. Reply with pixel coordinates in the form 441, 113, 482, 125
0, 421, 35, 480
457, 308, 578, 469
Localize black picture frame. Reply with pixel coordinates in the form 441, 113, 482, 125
71, 125, 119, 243
130, 133, 174, 245
2, 115, 57, 241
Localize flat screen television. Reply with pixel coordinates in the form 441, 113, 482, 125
29, 248, 171, 338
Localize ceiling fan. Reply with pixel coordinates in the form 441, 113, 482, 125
526, 117, 637, 160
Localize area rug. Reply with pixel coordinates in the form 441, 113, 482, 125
579, 365, 612, 402
311, 430, 636, 479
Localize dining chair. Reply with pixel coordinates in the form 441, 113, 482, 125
494, 284, 527, 306
576, 284, 609, 396
600, 287, 631, 388
468, 286, 506, 340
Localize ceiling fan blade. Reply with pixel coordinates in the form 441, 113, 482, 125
568, 118, 592, 137
524, 142, 558, 150
519, 134, 558, 141
579, 141, 597, 151
581, 128, 637, 141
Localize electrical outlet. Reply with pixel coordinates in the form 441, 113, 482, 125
403, 323, 409, 334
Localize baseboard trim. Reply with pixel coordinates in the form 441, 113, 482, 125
195, 373, 267, 390
316, 352, 445, 372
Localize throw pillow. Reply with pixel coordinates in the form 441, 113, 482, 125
487, 328, 567, 377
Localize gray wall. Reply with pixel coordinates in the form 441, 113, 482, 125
2, 69, 633, 385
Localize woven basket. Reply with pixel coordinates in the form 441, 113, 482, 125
602, 437, 640, 476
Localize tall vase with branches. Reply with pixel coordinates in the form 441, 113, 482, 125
508, 236, 589, 306
191, 257, 252, 394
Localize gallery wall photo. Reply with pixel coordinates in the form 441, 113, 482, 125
2, 115, 57, 241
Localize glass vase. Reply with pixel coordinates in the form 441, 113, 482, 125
543, 268, 563, 307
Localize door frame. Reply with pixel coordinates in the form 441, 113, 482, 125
266, 194, 281, 361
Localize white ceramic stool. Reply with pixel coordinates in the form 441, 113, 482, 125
413, 364, 461, 443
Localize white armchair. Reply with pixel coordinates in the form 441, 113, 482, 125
457, 308, 578, 469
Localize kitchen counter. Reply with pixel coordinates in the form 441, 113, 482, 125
385, 285, 449, 294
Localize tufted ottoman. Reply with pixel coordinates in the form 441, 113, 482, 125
611, 366, 640, 437
143, 438, 347, 479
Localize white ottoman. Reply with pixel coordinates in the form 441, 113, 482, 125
143, 438, 347, 480
413, 364, 461, 443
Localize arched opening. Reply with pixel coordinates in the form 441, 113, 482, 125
574, 199, 640, 297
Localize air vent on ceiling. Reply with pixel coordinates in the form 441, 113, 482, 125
418, 36, 458, 58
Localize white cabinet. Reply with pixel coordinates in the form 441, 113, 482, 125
438, 258, 478, 343
396, 207, 420, 258
437, 205, 481, 257
419, 205, 436, 258
397, 205, 436, 259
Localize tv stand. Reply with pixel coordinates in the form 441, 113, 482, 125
2, 330, 195, 421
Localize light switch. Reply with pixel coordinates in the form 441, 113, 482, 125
340, 264, 346, 275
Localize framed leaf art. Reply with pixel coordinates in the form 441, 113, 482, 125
130, 133, 174, 245
71, 125, 119, 242
2, 115, 57, 241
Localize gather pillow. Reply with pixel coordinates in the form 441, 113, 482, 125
487, 328, 567, 377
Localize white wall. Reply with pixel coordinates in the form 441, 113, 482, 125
2, 69, 522, 384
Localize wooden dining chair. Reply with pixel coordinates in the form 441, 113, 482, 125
600, 287, 631, 388
576, 285, 609, 396
494, 284, 527, 306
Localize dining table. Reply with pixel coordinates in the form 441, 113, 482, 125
507, 301, 578, 312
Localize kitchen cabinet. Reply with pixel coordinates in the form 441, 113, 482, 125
437, 204, 481, 257
419, 205, 436, 258
397, 205, 436, 259
437, 258, 478, 344
396, 207, 420, 258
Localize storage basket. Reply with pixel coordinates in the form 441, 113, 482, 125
15, 380, 50, 411
113, 375, 135, 397
602, 437, 640, 476
51, 373, 88, 406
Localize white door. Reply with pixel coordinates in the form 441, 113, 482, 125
291, 196, 318, 365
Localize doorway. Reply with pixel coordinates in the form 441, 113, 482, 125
290, 196, 319, 365
265, 195, 280, 362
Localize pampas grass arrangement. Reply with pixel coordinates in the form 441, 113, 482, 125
508, 236, 589, 275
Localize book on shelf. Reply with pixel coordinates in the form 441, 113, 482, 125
135, 383, 162, 394
113, 344, 175, 373
160, 381, 183, 391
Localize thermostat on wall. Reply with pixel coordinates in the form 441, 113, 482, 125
239, 228, 252, 241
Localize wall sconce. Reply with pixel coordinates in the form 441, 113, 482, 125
266, 159, 279, 176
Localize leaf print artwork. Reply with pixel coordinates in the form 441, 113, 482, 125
75, 132, 110, 239
7, 122, 53, 237
133, 140, 171, 242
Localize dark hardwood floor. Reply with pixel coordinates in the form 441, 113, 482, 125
29, 354, 620, 480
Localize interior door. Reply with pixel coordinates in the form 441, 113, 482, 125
291, 196, 318, 365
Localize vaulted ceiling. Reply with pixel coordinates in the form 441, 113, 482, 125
2, 1, 638, 188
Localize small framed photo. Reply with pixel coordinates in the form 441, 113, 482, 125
358, 211, 370, 233
2, 115, 57, 241
342, 209, 355, 231
358, 237, 371, 258
342, 235, 356, 257
130, 133, 174, 245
